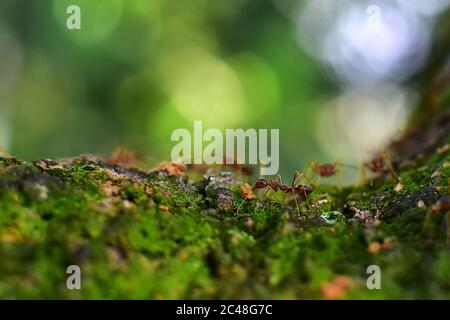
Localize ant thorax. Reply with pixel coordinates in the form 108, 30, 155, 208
316, 163, 337, 177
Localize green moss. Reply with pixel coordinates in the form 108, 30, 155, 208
0, 148, 449, 299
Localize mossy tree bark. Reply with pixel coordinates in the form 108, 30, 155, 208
0, 78, 450, 299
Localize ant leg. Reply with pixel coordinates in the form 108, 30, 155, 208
288, 172, 306, 212
293, 171, 312, 208
236, 198, 246, 215
292, 171, 314, 207
308, 162, 320, 186
314, 176, 320, 187
294, 196, 300, 215
381, 150, 398, 182
337, 161, 360, 187
339, 162, 360, 170
290, 171, 299, 188
358, 163, 368, 187
294, 171, 315, 187
380, 149, 395, 177
302, 190, 310, 209
263, 188, 272, 199
304, 162, 315, 185
276, 174, 284, 186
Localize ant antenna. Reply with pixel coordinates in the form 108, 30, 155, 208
293, 170, 314, 187
336, 161, 359, 170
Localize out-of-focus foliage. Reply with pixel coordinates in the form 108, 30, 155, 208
0, 0, 449, 180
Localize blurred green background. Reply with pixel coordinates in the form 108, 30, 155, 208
1, 0, 449, 179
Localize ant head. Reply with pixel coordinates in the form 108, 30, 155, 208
253, 179, 269, 190
368, 157, 385, 171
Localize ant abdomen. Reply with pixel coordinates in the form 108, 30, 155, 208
294, 184, 313, 197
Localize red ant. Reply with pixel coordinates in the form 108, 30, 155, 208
310, 162, 338, 177
252, 171, 313, 213
306, 161, 359, 186
360, 149, 398, 185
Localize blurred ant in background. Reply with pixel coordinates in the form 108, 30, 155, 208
253, 171, 313, 213
304, 153, 397, 187
305, 161, 359, 187
359, 149, 398, 185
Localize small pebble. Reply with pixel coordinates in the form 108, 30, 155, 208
394, 181, 403, 192
430, 171, 441, 179
158, 204, 171, 213
417, 200, 426, 208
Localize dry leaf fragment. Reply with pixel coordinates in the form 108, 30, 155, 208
320, 276, 354, 299
158, 204, 171, 213
437, 144, 450, 155
1, 230, 21, 244
145, 186, 153, 196
107, 147, 145, 167
394, 181, 403, 192
368, 237, 395, 254
154, 162, 186, 177
368, 241, 383, 254
100, 181, 121, 197
431, 171, 441, 179
240, 183, 256, 200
